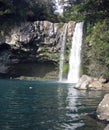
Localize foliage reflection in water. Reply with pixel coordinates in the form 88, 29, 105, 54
0, 79, 107, 130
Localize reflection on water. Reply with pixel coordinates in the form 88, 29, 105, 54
66, 85, 84, 130
0, 79, 108, 130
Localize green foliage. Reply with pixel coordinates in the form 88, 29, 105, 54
63, 63, 69, 76
0, 0, 56, 23
0, 0, 13, 16
82, 19, 109, 78
63, 4, 85, 22
62, 0, 109, 23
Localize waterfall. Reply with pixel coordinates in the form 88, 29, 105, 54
59, 23, 68, 81
67, 22, 84, 83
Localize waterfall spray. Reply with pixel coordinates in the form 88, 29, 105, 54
67, 22, 84, 83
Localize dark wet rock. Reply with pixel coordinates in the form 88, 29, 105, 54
0, 43, 11, 51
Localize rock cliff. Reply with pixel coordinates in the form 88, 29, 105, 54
0, 21, 75, 79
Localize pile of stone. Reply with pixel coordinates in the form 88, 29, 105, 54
75, 75, 109, 90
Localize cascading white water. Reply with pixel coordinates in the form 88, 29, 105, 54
67, 22, 84, 83
59, 23, 68, 81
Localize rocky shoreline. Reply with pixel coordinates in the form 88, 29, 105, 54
75, 75, 109, 90
96, 94, 109, 129
76, 75, 109, 129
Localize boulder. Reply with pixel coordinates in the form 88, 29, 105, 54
88, 80, 102, 90
98, 76, 106, 83
75, 75, 103, 90
103, 83, 109, 90
104, 124, 109, 130
75, 75, 92, 90
97, 94, 109, 121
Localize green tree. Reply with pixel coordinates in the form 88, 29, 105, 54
0, 0, 13, 16
0, 0, 55, 22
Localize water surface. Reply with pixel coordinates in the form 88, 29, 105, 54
0, 79, 108, 130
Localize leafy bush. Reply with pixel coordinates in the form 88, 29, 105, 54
82, 19, 109, 78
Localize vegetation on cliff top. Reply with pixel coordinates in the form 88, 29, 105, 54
0, 0, 57, 22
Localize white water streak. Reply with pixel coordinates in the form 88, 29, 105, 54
59, 23, 68, 81
67, 22, 84, 83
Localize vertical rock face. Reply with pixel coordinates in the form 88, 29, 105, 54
0, 21, 75, 78
5, 21, 60, 52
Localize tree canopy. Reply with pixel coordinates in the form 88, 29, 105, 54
0, 0, 56, 22
63, 0, 109, 22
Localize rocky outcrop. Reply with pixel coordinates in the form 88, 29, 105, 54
0, 21, 75, 78
0, 21, 75, 62
75, 75, 92, 90
75, 75, 108, 90
1, 21, 61, 63
104, 124, 109, 130
97, 94, 109, 121
88, 80, 103, 90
